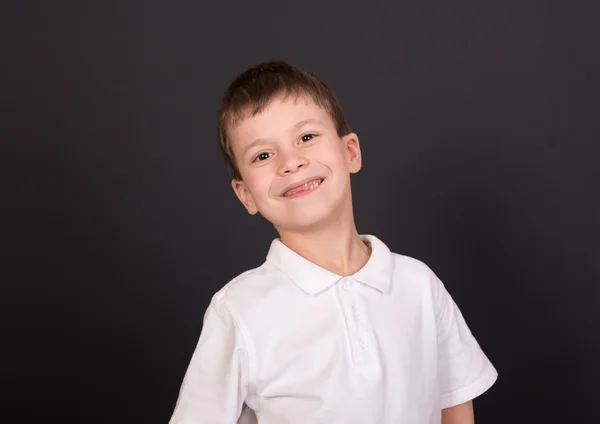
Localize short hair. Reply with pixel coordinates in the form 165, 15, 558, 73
217, 60, 351, 180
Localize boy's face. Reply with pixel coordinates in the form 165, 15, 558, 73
228, 93, 362, 233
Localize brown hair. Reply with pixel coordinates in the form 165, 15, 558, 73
217, 60, 351, 180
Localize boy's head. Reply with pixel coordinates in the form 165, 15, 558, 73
217, 60, 362, 233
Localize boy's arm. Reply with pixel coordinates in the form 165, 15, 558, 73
442, 400, 474, 424
169, 299, 250, 424
430, 271, 498, 412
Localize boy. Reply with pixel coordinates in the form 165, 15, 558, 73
169, 61, 497, 423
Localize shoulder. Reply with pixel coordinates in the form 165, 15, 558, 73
208, 260, 288, 318
211, 264, 265, 303
386, 250, 453, 307
389, 251, 438, 286
391, 252, 433, 274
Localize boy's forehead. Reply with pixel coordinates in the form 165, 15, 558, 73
229, 94, 333, 145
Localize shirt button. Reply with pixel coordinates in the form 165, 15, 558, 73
343, 279, 352, 290
359, 338, 369, 348
352, 306, 360, 317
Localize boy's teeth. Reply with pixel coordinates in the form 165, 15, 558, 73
285, 179, 322, 196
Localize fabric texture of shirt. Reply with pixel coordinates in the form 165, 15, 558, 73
169, 234, 498, 424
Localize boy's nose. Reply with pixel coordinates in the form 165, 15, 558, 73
278, 152, 309, 175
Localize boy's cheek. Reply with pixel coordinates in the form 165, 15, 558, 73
245, 179, 272, 202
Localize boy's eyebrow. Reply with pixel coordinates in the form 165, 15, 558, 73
241, 138, 267, 157
241, 119, 326, 157
293, 118, 324, 130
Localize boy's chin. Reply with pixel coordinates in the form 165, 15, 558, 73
271, 210, 341, 234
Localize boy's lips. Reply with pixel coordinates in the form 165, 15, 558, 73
281, 178, 324, 198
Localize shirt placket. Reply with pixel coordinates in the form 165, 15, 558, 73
338, 277, 376, 367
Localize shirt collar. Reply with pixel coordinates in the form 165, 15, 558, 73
265, 234, 394, 295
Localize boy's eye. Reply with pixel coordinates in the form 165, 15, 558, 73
300, 134, 316, 143
254, 152, 273, 162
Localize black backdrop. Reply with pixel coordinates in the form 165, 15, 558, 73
4, 1, 599, 423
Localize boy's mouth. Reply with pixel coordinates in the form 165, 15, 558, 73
282, 178, 324, 198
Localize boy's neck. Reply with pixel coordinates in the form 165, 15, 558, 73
277, 212, 371, 277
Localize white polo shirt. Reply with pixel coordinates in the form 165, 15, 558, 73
170, 235, 497, 424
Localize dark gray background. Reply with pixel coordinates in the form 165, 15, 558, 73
3, 1, 599, 423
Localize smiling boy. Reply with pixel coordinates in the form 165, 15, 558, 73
169, 60, 497, 423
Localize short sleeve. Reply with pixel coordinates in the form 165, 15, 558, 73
430, 271, 498, 409
169, 299, 250, 424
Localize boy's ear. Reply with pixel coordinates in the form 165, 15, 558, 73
232, 179, 258, 215
343, 132, 362, 174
